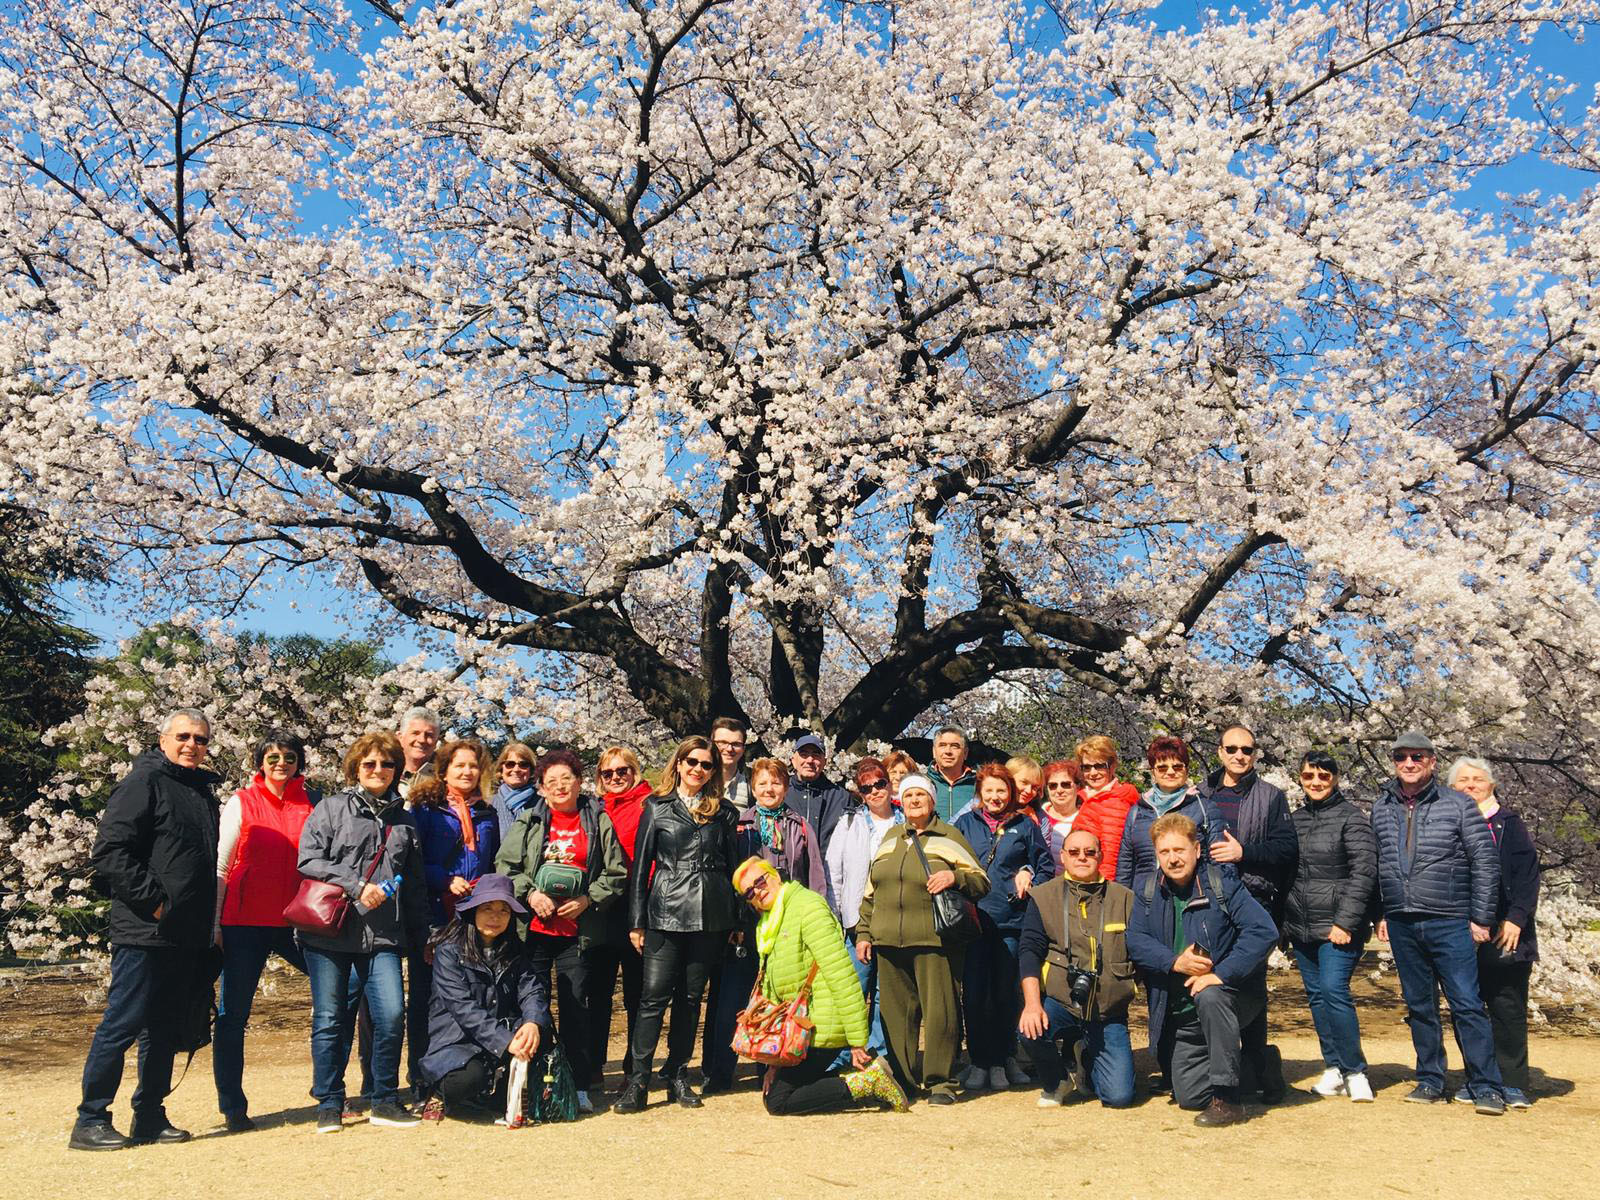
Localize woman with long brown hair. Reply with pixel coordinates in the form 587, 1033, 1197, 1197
616, 736, 739, 1113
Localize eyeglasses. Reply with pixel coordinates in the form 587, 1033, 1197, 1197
1063, 847, 1101, 859
683, 756, 715, 771
1079, 761, 1110, 772
860, 778, 889, 792
714, 740, 746, 752
358, 759, 397, 771
1300, 769, 1334, 783
1151, 761, 1187, 773
1222, 744, 1257, 756
262, 753, 298, 765
598, 767, 634, 780
172, 732, 210, 745
1392, 751, 1431, 764
502, 760, 532, 771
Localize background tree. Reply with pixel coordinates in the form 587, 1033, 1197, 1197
0, 2, 1596, 839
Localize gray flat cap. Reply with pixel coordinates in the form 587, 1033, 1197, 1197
1390, 729, 1436, 754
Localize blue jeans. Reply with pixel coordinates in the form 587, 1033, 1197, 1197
961, 920, 1020, 1068
704, 946, 757, 1084
1019, 997, 1135, 1107
1387, 914, 1503, 1096
1291, 939, 1366, 1074
77, 945, 198, 1131
214, 925, 306, 1116
305, 947, 404, 1111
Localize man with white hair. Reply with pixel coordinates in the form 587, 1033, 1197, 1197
396, 706, 440, 800
71, 709, 221, 1151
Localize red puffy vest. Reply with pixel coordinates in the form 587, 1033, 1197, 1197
221, 776, 315, 927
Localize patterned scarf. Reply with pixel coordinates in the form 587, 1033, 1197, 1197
755, 802, 787, 851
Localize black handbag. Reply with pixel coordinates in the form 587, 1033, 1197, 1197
907, 827, 980, 943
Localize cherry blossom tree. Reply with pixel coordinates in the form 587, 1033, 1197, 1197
1, 0, 1598, 775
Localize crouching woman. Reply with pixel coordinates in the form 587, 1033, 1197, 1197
732, 858, 909, 1115
419, 874, 549, 1119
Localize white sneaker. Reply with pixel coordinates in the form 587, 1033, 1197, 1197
1036, 1083, 1071, 1108
1004, 1057, 1030, 1087
988, 1066, 1010, 1091
1310, 1066, 1347, 1097
961, 1065, 988, 1091
576, 1091, 594, 1115
1345, 1072, 1374, 1103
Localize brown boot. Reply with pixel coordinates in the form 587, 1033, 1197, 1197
1194, 1096, 1247, 1127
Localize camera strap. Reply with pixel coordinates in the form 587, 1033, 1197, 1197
1063, 880, 1106, 973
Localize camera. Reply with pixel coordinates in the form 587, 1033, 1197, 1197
1066, 964, 1097, 1010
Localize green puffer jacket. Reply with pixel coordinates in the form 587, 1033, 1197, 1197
756, 884, 870, 1050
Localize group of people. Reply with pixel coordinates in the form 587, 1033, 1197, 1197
67, 707, 1541, 1149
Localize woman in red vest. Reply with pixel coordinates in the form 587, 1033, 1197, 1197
213, 730, 319, 1131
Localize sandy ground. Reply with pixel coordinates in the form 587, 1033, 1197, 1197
2, 967, 1595, 1200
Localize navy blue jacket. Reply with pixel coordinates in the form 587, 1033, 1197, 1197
1483, 807, 1540, 964
1115, 788, 1225, 895
954, 809, 1057, 933
1127, 862, 1277, 1049
419, 933, 549, 1084
414, 797, 502, 926
784, 775, 851, 856
1372, 778, 1499, 925
1196, 769, 1298, 910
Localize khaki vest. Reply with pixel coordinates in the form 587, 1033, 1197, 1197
1034, 876, 1137, 1021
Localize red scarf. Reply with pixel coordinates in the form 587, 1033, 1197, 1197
448, 787, 479, 853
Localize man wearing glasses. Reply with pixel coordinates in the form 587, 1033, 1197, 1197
710, 717, 750, 809
1017, 829, 1138, 1109
1195, 724, 1297, 1103
1373, 730, 1506, 1113
71, 709, 221, 1151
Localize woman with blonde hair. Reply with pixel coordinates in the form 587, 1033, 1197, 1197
617, 736, 739, 1112
586, 744, 653, 1089
1074, 735, 1140, 881
490, 741, 540, 836
882, 749, 919, 793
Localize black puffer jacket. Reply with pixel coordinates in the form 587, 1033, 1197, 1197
91, 749, 221, 949
1372, 778, 1499, 925
627, 794, 739, 934
1283, 791, 1377, 944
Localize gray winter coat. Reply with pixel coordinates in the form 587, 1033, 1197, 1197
1283, 792, 1377, 944
296, 786, 430, 954
1371, 778, 1499, 926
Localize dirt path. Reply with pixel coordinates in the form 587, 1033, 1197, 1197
3, 969, 1593, 1199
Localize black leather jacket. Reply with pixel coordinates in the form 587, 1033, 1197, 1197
627, 795, 740, 933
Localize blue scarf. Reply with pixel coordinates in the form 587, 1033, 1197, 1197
1150, 784, 1189, 816
494, 782, 537, 817
755, 803, 786, 852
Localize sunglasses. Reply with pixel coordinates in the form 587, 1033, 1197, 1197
1046, 780, 1076, 790
740, 879, 769, 901
1151, 761, 1187, 773
358, 759, 398, 771
262, 753, 298, 765
598, 766, 634, 780
860, 778, 889, 792
683, 756, 715, 770
1222, 744, 1257, 756
1079, 761, 1111, 772
1064, 847, 1101, 859
502, 760, 532, 771
1392, 751, 1431, 764
172, 732, 210, 745
1300, 768, 1334, 783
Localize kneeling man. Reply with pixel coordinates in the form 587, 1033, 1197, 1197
1128, 813, 1276, 1126
1018, 827, 1138, 1107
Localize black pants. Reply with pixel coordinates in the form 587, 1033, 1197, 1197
764, 1047, 853, 1116
435, 1054, 505, 1114
76, 945, 199, 1132
1238, 969, 1272, 1085
1480, 955, 1532, 1090
587, 936, 642, 1082
528, 932, 592, 1085
629, 928, 724, 1084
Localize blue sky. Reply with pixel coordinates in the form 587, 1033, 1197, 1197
59, 1, 1599, 660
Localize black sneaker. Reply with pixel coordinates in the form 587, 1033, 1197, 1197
369, 1101, 421, 1128
1403, 1084, 1447, 1104
68, 1122, 128, 1152
926, 1091, 956, 1105
223, 1112, 256, 1134
315, 1108, 342, 1135
1474, 1091, 1507, 1116
614, 1081, 647, 1114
